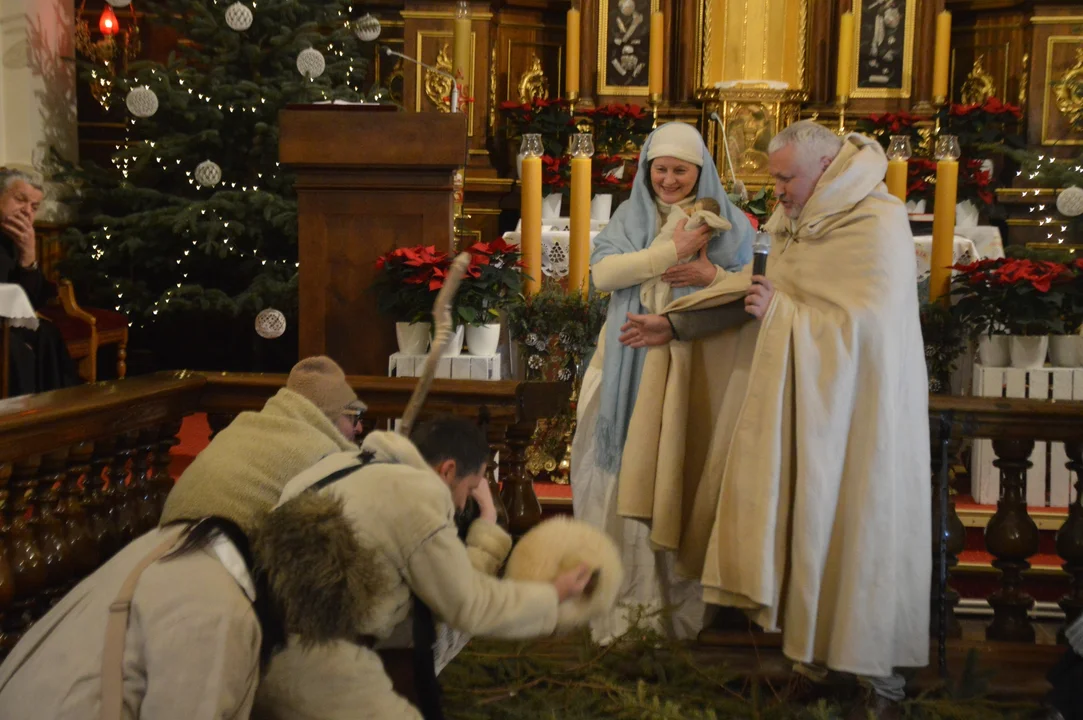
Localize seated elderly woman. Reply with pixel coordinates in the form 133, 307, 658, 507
570, 121, 753, 645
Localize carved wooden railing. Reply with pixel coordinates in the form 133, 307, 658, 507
930, 395, 1083, 672
0, 371, 569, 657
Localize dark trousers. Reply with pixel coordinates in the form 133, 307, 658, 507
1048, 649, 1083, 719
8, 323, 78, 397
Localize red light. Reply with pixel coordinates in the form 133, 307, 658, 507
99, 6, 119, 36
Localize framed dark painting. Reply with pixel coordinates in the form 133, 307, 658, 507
851, 0, 916, 98
597, 0, 660, 96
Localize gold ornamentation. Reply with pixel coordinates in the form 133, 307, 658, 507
489, 45, 498, 133
960, 54, 996, 105
387, 59, 404, 105
517, 54, 549, 103
1055, 46, 1083, 130
1019, 52, 1029, 111
425, 44, 454, 111
797, 0, 808, 90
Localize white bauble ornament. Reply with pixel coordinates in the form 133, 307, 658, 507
1056, 186, 1083, 218
106, 0, 131, 7
225, 2, 253, 31
255, 308, 287, 339
194, 160, 222, 188
355, 13, 381, 42
296, 48, 326, 79
125, 86, 158, 118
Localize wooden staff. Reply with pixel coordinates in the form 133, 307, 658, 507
400, 252, 472, 437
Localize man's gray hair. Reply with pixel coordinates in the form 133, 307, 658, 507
767, 121, 843, 163
0, 168, 44, 193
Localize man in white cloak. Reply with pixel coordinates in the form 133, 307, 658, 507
616, 121, 931, 719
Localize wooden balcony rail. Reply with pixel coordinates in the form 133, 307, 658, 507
930, 395, 1083, 673
0, 371, 569, 657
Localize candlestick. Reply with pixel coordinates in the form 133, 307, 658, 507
648, 10, 664, 99
932, 10, 952, 105
886, 135, 912, 203
836, 11, 854, 102
568, 134, 593, 298
930, 135, 961, 303
566, 4, 580, 103
520, 134, 544, 296
453, 1, 471, 95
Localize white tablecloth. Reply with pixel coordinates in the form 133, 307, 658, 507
503, 229, 602, 280
0, 284, 38, 330
952, 225, 1005, 262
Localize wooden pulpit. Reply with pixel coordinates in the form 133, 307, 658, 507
279, 107, 468, 375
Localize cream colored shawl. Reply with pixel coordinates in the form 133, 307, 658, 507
618, 134, 931, 677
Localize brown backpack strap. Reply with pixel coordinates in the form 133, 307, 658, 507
101, 529, 184, 720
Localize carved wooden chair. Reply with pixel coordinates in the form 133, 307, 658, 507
36, 280, 128, 383
33, 223, 128, 384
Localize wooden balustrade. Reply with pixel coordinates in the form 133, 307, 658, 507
0, 371, 569, 657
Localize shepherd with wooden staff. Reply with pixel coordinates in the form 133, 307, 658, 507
251, 252, 623, 720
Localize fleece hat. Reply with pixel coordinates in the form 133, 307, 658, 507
645, 122, 705, 167
286, 356, 365, 419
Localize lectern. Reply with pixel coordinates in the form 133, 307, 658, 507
279, 107, 468, 375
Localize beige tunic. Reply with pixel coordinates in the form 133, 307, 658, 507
0, 528, 261, 720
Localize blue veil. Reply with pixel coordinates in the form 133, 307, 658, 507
589, 124, 754, 474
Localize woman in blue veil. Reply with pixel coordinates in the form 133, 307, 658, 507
570, 121, 753, 644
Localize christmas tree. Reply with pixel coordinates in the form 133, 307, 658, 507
58, 0, 385, 371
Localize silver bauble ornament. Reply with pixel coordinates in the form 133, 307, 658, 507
255, 308, 287, 339
296, 48, 326, 79
355, 13, 381, 42
225, 2, 253, 31
194, 160, 222, 188
125, 86, 158, 118
1056, 186, 1083, 218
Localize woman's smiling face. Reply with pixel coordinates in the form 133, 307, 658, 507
649, 157, 700, 204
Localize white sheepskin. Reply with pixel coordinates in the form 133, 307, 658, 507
504, 516, 624, 634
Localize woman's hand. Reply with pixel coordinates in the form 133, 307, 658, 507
662, 247, 717, 289
619, 313, 674, 347
745, 276, 775, 319
671, 216, 711, 259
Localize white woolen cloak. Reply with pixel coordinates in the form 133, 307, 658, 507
618, 133, 931, 677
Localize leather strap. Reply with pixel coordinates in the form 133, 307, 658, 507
100, 529, 183, 720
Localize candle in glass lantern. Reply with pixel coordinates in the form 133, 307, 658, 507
453, 1, 471, 93
932, 11, 952, 102
885, 135, 912, 203
648, 10, 664, 98
836, 11, 854, 100
930, 134, 960, 303
568, 134, 593, 297
520, 134, 544, 296
566, 2, 580, 99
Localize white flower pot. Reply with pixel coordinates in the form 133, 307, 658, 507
977, 335, 1010, 367
515, 153, 524, 179
906, 199, 927, 214
956, 199, 980, 228
1050, 335, 1083, 367
591, 193, 613, 222
396, 322, 430, 355
466, 322, 501, 356
1009, 335, 1048, 369
441, 326, 465, 357
542, 192, 562, 219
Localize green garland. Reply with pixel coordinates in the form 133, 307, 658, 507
441, 622, 1037, 719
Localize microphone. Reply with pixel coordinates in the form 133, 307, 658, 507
381, 46, 459, 113
752, 231, 770, 278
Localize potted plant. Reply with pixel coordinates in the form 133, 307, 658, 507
500, 98, 574, 173
951, 258, 1011, 366
918, 277, 964, 393
505, 281, 608, 382
580, 103, 651, 155
372, 245, 448, 355
457, 238, 525, 356
992, 257, 1070, 368
1050, 257, 1083, 367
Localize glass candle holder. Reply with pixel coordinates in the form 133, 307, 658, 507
520, 133, 544, 158
934, 135, 961, 161
456, 0, 469, 18
887, 135, 912, 161
569, 133, 594, 158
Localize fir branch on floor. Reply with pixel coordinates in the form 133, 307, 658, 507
441, 622, 1040, 720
